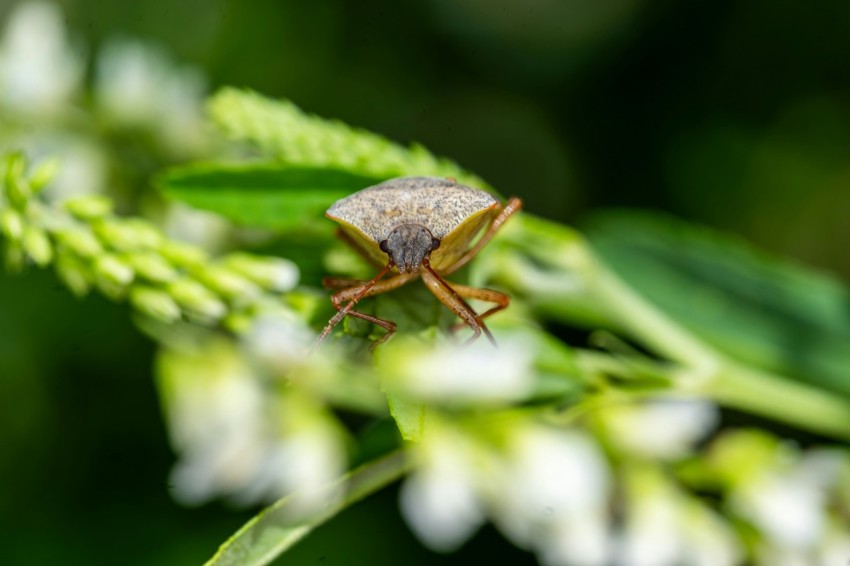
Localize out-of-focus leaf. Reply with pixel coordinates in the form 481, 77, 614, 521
385, 394, 427, 442
585, 211, 850, 397
157, 163, 383, 229
205, 451, 409, 566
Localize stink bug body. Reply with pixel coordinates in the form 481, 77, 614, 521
314, 176, 522, 349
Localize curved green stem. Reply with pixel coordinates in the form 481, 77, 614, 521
205, 451, 411, 566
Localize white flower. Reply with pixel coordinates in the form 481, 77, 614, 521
617, 467, 741, 566
387, 334, 535, 405
263, 420, 346, 515
162, 202, 234, 252
399, 429, 485, 551
157, 337, 343, 509
679, 500, 742, 566
539, 509, 611, 566
244, 314, 315, 375
733, 471, 825, 550
95, 37, 207, 152
37, 136, 109, 201
0, 1, 84, 113
618, 477, 681, 566
817, 525, 850, 566
603, 398, 719, 460
400, 418, 612, 565
492, 427, 610, 546
160, 340, 267, 504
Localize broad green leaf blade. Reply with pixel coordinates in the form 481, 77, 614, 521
585, 211, 850, 398
205, 451, 409, 566
157, 163, 383, 230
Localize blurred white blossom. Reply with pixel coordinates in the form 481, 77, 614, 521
162, 202, 234, 252
381, 333, 535, 405
401, 417, 612, 564
36, 136, 109, 201
0, 1, 84, 113
617, 467, 741, 566
817, 525, 850, 566
734, 470, 825, 551
492, 427, 610, 547
157, 337, 344, 509
95, 37, 207, 153
400, 425, 486, 551
709, 430, 850, 565
602, 398, 719, 460
244, 314, 315, 375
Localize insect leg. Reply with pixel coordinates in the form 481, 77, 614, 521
420, 259, 496, 346
311, 267, 415, 351
443, 196, 523, 276
323, 272, 420, 291
447, 283, 510, 318
440, 282, 510, 335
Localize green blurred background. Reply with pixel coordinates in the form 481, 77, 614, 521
1, 0, 848, 563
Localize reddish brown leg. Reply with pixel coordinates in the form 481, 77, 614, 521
323, 272, 419, 291
443, 196, 523, 276
420, 259, 497, 346
311, 265, 415, 351
443, 282, 510, 333
330, 299, 397, 350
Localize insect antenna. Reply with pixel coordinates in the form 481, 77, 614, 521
309, 262, 395, 352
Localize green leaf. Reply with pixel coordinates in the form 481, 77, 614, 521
157, 163, 383, 230
585, 211, 850, 398
205, 451, 409, 566
385, 393, 428, 442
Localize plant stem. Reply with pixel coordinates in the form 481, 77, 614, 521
701, 364, 850, 441
205, 450, 411, 566
576, 349, 850, 441
588, 258, 720, 367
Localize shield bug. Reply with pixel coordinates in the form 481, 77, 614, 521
313, 176, 522, 349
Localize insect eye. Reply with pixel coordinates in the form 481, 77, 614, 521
379, 240, 389, 253
431, 238, 441, 251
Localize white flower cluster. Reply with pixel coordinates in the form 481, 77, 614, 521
0, 1, 209, 203
401, 419, 611, 565
708, 430, 850, 565
376, 329, 745, 565
157, 323, 346, 513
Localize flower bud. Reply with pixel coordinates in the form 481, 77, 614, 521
3, 152, 29, 207
167, 278, 226, 323
55, 251, 92, 296
127, 252, 178, 283
159, 240, 208, 268
55, 227, 103, 258
130, 286, 182, 323
28, 158, 60, 194
3, 151, 26, 182
94, 218, 162, 252
5, 176, 30, 208
64, 195, 113, 220
223, 253, 300, 292
0, 209, 24, 241
223, 310, 254, 334
196, 265, 260, 301
94, 254, 135, 298
22, 226, 53, 266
